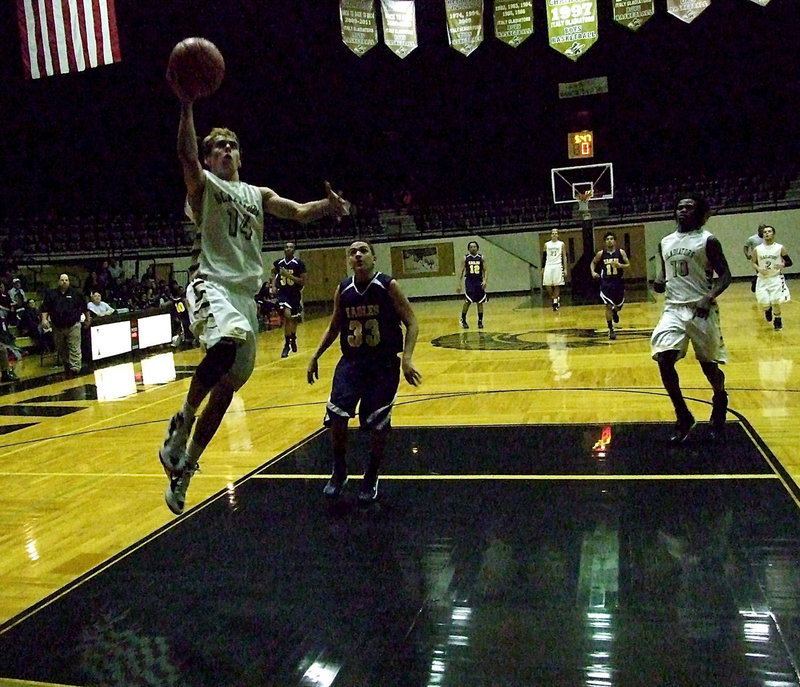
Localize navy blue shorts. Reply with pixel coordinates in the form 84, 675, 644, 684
465, 280, 487, 304
600, 280, 625, 309
325, 355, 401, 430
277, 290, 303, 317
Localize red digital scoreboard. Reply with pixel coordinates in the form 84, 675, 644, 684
568, 130, 594, 159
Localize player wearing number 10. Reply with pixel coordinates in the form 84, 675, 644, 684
307, 240, 421, 507
651, 196, 732, 444
158, 90, 350, 515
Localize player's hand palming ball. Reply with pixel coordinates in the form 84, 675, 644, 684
166, 37, 225, 102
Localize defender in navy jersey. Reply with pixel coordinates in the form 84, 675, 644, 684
590, 232, 630, 339
158, 82, 350, 515
456, 241, 488, 328
651, 196, 731, 444
308, 240, 421, 507
271, 241, 307, 357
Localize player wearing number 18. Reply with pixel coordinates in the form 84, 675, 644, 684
651, 196, 732, 444
158, 75, 350, 515
307, 240, 421, 508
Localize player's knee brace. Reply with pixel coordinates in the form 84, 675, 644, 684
196, 337, 238, 388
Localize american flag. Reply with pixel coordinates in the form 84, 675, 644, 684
16, 0, 121, 80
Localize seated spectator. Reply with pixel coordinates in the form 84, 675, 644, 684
87, 291, 115, 318
8, 278, 26, 324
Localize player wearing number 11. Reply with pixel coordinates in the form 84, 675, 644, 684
157, 88, 350, 515
651, 196, 732, 444
307, 240, 421, 507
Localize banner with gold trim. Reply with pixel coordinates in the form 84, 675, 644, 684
546, 0, 598, 61
380, 0, 418, 58
494, 0, 533, 47
612, 0, 654, 31
340, 0, 378, 56
666, 0, 711, 23
445, 0, 484, 56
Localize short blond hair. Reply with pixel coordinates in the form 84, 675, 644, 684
201, 127, 239, 158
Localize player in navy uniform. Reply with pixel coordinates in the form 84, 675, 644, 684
271, 241, 306, 358
456, 241, 488, 329
307, 240, 421, 507
590, 232, 630, 339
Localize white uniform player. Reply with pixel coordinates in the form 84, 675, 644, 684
158, 90, 349, 515
752, 226, 792, 330
651, 197, 731, 444
542, 229, 566, 310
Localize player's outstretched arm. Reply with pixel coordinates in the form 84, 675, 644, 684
307, 286, 343, 384
262, 182, 350, 225
176, 102, 205, 212
389, 280, 422, 387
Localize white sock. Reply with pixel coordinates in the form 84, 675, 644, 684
181, 400, 197, 424
186, 438, 204, 464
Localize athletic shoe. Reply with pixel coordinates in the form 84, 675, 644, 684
1, 369, 18, 383
323, 472, 348, 499
765, 307, 773, 322
612, 309, 620, 324
159, 411, 194, 476
774, 317, 783, 331
608, 328, 616, 340
281, 344, 290, 358
461, 319, 469, 329
165, 462, 198, 515
669, 416, 698, 444
478, 321, 484, 329
290, 337, 298, 353
357, 476, 379, 507
552, 301, 559, 311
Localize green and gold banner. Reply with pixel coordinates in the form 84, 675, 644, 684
546, 0, 598, 61
666, 0, 711, 23
445, 0, 484, 56
612, 0, 654, 31
380, 0, 418, 58
339, 0, 379, 56
494, 0, 533, 48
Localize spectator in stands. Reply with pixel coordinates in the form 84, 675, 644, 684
108, 259, 124, 284
0, 281, 11, 325
8, 278, 26, 324
87, 291, 115, 319
41, 273, 88, 375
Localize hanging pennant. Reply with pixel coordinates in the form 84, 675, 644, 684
612, 0, 654, 31
445, 0, 484, 56
340, 0, 379, 56
546, 0, 598, 61
494, 0, 533, 47
666, 0, 711, 23
380, 0, 418, 58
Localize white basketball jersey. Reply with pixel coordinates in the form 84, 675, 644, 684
545, 240, 565, 267
190, 170, 265, 295
660, 228, 714, 305
754, 242, 784, 279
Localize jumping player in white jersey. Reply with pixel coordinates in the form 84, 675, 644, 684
158, 85, 350, 515
752, 225, 792, 331
651, 196, 732, 443
542, 229, 566, 311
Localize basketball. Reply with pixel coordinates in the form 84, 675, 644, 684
166, 37, 225, 101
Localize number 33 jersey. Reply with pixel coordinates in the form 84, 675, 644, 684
189, 170, 265, 295
338, 272, 403, 359
659, 228, 714, 305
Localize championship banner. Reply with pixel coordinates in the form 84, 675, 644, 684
493, 0, 533, 48
340, 0, 378, 56
546, 0, 598, 61
666, 0, 711, 23
445, 0, 484, 56
380, 0, 418, 58
612, 0, 654, 31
